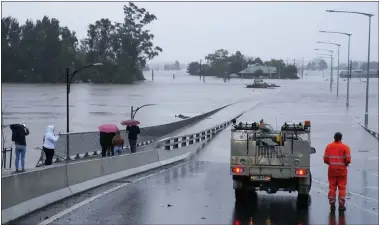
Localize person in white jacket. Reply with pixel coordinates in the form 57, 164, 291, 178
43, 125, 59, 165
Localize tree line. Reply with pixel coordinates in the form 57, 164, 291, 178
306, 58, 328, 70
186, 49, 299, 79
1, 2, 162, 84
164, 60, 181, 70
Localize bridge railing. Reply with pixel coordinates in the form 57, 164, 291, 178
155, 113, 243, 150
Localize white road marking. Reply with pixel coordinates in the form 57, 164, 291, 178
312, 186, 378, 216
313, 178, 378, 203
37, 160, 191, 225
365, 186, 379, 189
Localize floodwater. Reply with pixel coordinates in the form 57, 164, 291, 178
1, 70, 378, 169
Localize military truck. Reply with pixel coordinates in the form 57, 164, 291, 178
230, 119, 316, 208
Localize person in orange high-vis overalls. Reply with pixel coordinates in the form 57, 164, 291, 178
323, 132, 351, 211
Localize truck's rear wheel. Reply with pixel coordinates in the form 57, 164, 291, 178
297, 193, 310, 209
235, 189, 245, 202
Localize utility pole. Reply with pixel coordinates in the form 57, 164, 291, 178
151, 69, 154, 81
199, 59, 202, 80
346, 60, 352, 107
330, 56, 333, 91
301, 58, 304, 79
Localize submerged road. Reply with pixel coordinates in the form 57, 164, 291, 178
12, 82, 378, 225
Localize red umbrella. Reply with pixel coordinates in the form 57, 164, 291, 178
121, 119, 140, 126
98, 124, 119, 133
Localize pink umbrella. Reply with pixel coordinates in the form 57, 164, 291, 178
98, 124, 119, 133
121, 119, 140, 126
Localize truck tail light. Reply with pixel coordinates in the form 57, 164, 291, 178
232, 167, 244, 173
296, 169, 307, 176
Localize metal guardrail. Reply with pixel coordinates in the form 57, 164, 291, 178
155, 113, 243, 150
34, 138, 157, 166
355, 118, 379, 140
53, 129, 158, 159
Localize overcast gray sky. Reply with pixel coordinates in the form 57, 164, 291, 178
2, 1, 378, 64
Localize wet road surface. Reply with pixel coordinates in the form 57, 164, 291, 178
14, 79, 378, 225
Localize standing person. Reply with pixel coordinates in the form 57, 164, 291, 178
99, 132, 114, 157
323, 132, 351, 211
42, 125, 59, 165
9, 124, 29, 173
127, 125, 140, 153
107, 132, 116, 156
112, 131, 124, 155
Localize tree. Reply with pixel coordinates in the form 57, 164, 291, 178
228, 51, 245, 74
1, 3, 162, 84
204, 49, 229, 76
319, 59, 328, 70
187, 61, 201, 75
306, 58, 328, 70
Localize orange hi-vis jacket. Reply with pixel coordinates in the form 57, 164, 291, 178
323, 141, 351, 176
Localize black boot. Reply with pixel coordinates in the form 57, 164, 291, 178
338, 199, 346, 211
330, 204, 336, 211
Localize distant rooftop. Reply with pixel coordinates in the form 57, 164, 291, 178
239, 63, 277, 74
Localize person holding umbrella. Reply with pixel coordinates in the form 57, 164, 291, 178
9, 123, 29, 172
98, 124, 118, 157
121, 119, 140, 154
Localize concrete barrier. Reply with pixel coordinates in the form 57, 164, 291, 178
1, 111, 242, 224
1, 165, 71, 224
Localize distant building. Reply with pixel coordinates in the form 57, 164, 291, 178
238, 63, 277, 78
339, 70, 378, 78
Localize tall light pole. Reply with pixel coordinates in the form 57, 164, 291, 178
319, 31, 352, 106
316, 41, 341, 96
315, 48, 334, 91
326, 10, 374, 127
66, 63, 103, 161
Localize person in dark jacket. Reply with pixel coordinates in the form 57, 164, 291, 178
9, 124, 29, 172
99, 132, 115, 157
127, 125, 140, 153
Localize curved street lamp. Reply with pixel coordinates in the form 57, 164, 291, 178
66, 63, 103, 161
131, 104, 157, 119
326, 9, 374, 127
315, 49, 334, 91
317, 41, 341, 96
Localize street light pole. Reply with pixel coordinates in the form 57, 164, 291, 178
325, 10, 374, 127
314, 48, 333, 91
66, 68, 70, 161
66, 63, 103, 161
364, 15, 372, 127
347, 35, 351, 107
330, 56, 333, 91
316, 41, 341, 96
319, 31, 352, 106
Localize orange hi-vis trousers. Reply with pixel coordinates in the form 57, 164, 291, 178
328, 175, 347, 205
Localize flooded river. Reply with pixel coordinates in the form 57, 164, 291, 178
1, 70, 378, 168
